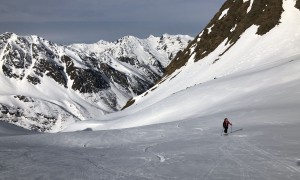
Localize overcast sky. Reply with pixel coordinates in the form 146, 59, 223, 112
0, 0, 225, 44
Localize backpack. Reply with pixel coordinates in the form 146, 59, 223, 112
223, 121, 227, 128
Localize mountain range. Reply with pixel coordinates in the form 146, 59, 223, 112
0, 33, 192, 132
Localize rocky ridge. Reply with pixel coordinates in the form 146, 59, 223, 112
166, 0, 291, 76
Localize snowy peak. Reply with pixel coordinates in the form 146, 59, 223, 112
146, 34, 193, 67
71, 34, 192, 68
0, 33, 62, 88
166, 0, 298, 76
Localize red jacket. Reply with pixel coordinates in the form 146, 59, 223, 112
223, 120, 232, 128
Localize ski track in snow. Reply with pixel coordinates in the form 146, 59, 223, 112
144, 146, 166, 163
219, 135, 300, 180
219, 139, 267, 180
240, 140, 300, 174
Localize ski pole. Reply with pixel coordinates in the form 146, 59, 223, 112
231, 125, 232, 133
221, 126, 224, 136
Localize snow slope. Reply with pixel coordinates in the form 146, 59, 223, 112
63, 54, 300, 131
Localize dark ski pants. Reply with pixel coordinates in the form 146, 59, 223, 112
224, 127, 228, 133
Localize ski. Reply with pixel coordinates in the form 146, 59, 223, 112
223, 128, 243, 136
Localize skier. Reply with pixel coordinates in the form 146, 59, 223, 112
223, 118, 232, 134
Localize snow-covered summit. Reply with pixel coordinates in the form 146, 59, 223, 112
70, 34, 192, 68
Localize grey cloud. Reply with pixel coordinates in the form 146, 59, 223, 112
0, 0, 225, 44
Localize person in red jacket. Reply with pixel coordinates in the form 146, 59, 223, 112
223, 118, 232, 134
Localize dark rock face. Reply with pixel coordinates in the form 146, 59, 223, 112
166, 0, 284, 76
296, 0, 300, 10
62, 55, 109, 93
1, 42, 29, 79
26, 75, 41, 85
121, 98, 135, 110
14, 95, 34, 102
0, 33, 66, 88
71, 68, 109, 94
118, 56, 137, 66
33, 59, 67, 87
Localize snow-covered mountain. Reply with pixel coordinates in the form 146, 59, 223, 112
0, 32, 192, 132
64, 0, 300, 131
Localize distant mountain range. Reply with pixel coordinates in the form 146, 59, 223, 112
0, 32, 192, 132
